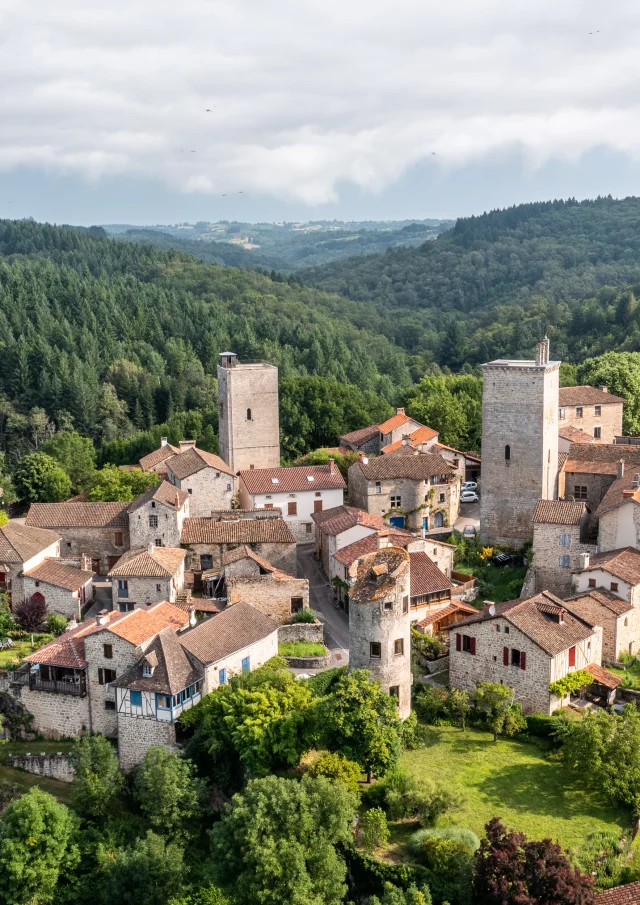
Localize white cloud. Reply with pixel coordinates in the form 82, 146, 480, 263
1, 0, 640, 203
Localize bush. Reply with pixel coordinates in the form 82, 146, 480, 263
413, 686, 451, 725
361, 807, 389, 852
419, 836, 474, 905
14, 595, 47, 632
576, 830, 627, 890
401, 711, 429, 750
288, 608, 317, 624
46, 613, 68, 636
411, 630, 446, 664
408, 827, 480, 860
308, 752, 362, 793
367, 768, 461, 826
549, 669, 594, 698
525, 711, 569, 748
619, 651, 636, 666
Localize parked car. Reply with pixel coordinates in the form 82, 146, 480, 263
460, 491, 479, 503
462, 481, 478, 492
492, 552, 514, 567
462, 525, 477, 538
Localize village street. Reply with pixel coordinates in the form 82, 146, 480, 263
297, 545, 349, 668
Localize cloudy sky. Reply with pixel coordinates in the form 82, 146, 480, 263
1, 0, 640, 224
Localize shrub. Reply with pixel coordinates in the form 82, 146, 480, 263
419, 836, 474, 904
361, 807, 389, 852
288, 608, 317, 624
619, 651, 636, 666
46, 613, 68, 636
14, 595, 47, 632
408, 827, 480, 860
369, 768, 461, 826
402, 711, 429, 750
413, 686, 451, 725
308, 752, 362, 793
411, 630, 446, 664
577, 830, 627, 890
549, 669, 594, 698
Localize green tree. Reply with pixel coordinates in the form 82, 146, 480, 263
70, 735, 124, 818
320, 670, 402, 781
0, 788, 77, 905
13, 453, 71, 503
308, 751, 362, 793
41, 431, 96, 493
134, 747, 202, 834
209, 774, 358, 905
360, 807, 389, 852
471, 682, 526, 743
450, 689, 471, 731
371, 882, 432, 905
97, 831, 184, 905
88, 465, 160, 502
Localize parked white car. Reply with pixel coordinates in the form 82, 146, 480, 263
462, 481, 478, 492
460, 491, 479, 504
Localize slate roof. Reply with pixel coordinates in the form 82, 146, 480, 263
239, 464, 346, 494
595, 880, 640, 904
166, 447, 234, 480
179, 602, 278, 665
355, 451, 453, 481
139, 443, 180, 471
453, 591, 597, 656
23, 559, 95, 590
0, 523, 61, 564
532, 499, 587, 525
25, 502, 130, 529
565, 587, 633, 617
558, 425, 595, 443
311, 504, 382, 536
409, 551, 452, 598
579, 548, 640, 586
181, 517, 295, 545
595, 474, 640, 516
559, 386, 625, 406
333, 531, 413, 567
111, 627, 202, 694
107, 546, 186, 578
128, 481, 189, 513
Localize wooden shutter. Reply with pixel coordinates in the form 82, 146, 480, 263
520, 651, 526, 671
288, 502, 297, 516
469, 637, 476, 656
98, 668, 104, 685
455, 633, 461, 652
313, 500, 323, 513
568, 646, 576, 667
503, 647, 509, 666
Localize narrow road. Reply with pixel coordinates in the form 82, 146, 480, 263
454, 501, 480, 535
297, 545, 349, 668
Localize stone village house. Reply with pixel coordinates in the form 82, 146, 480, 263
560, 443, 640, 514
128, 481, 190, 549
340, 408, 424, 456
165, 441, 237, 518
139, 438, 180, 478
220, 546, 310, 624
22, 559, 95, 621
311, 504, 385, 580
594, 464, 640, 553
530, 499, 595, 598
0, 522, 62, 609
559, 386, 624, 445
107, 545, 187, 612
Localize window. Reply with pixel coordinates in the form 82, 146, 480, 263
290, 597, 304, 614
242, 656, 250, 672
315, 491, 322, 497
434, 511, 444, 528
200, 554, 213, 571
143, 664, 152, 677
595, 405, 601, 416
559, 407, 566, 420
574, 486, 588, 501
394, 638, 404, 656
625, 617, 629, 627
559, 555, 570, 568
611, 582, 619, 592
594, 426, 601, 439
576, 406, 583, 417
511, 648, 521, 667
226, 483, 232, 491
375, 482, 381, 494
456, 634, 476, 655
151, 501, 156, 509
306, 523, 312, 534
156, 694, 172, 709
390, 495, 401, 508
504, 444, 511, 462
219, 668, 227, 685
504, 626, 510, 634
219, 402, 224, 419
98, 668, 116, 685
496, 624, 501, 632
103, 644, 113, 659
119, 602, 134, 612
130, 690, 142, 707
149, 515, 158, 528
588, 578, 596, 588
288, 501, 297, 516
384, 600, 393, 610
156, 583, 161, 593
264, 503, 274, 510
403, 595, 409, 614
314, 500, 323, 513
389, 686, 399, 701
117, 579, 129, 598
247, 408, 252, 420
568, 646, 576, 667
439, 493, 445, 503
114, 531, 123, 546
188, 489, 193, 494
370, 641, 381, 659
559, 534, 570, 547
35, 581, 40, 587
105, 700, 116, 711
155, 538, 162, 547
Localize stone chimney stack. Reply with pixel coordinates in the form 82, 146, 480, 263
160, 437, 168, 447
396, 407, 405, 416
377, 530, 390, 551
95, 609, 109, 626
328, 458, 336, 475
179, 440, 197, 452
599, 386, 609, 394
148, 543, 156, 555
535, 338, 550, 366
580, 552, 590, 571
188, 606, 197, 628
80, 554, 92, 572
618, 459, 625, 480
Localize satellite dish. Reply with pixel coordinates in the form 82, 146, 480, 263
489, 605, 496, 616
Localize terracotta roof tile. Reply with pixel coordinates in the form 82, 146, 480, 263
239, 464, 346, 494
0, 523, 61, 564
584, 662, 621, 689
533, 499, 587, 525
565, 587, 633, 617
111, 627, 202, 694
179, 602, 278, 665
417, 601, 478, 627
312, 505, 382, 536
410, 551, 453, 597
181, 516, 295, 545
565, 443, 640, 476
558, 425, 595, 443
355, 451, 454, 482
378, 412, 414, 434
107, 546, 186, 578
581, 548, 640, 585
25, 502, 130, 529
339, 424, 382, 446
139, 443, 180, 471
222, 545, 295, 579
333, 531, 413, 566
107, 601, 188, 645
565, 459, 621, 476
166, 447, 234, 480
595, 881, 640, 904
23, 559, 94, 591
595, 474, 640, 516
128, 480, 189, 513
559, 386, 625, 406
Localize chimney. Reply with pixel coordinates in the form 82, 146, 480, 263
483, 600, 495, 613
328, 458, 336, 475
219, 352, 237, 369
618, 460, 625, 480
377, 530, 390, 550
362, 456, 369, 465
95, 609, 109, 626
148, 543, 156, 555
580, 552, 590, 571
80, 554, 92, 572
175, 492, 181, 508
179, 440, 197, 452
535, 338, 549, 366
623, 489, 635, 499
160, 437, 168, 447
599, 386, 608, 394
188, 605, 197, 628
396, 407, 405, 416
402, 434, 412, 447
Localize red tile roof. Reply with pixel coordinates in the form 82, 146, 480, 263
128, 481, 189, 513
409, 552, 452, 597
339, 424, 381, 446
565, 587, 633, 617
532, 499, 587, 525
585, 662, 621, 690
23, 559, 94, 590
356, 451, 453, 481
581, 548, 640, 585
25, 502, 130, 529
417, 601, 478, 627
333, 531, 413, 566
312, 505, 382, 537
595, 881, 640, 904
107, 601, 187, 645
179, 602, 278, 665
378, 411, 414, 434
239, 464, 346, 494
558, 425, 595, 443
107, 546, 186, 578
596, 474, 640, 516
559, 386, 625, 406
139, 443, 180, 471
166, 447, 234, 480
181, 516, 295, 545
0, 523, 61, 564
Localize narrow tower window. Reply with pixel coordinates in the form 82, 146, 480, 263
247, 408, 252, 421
504, 445, 511, 463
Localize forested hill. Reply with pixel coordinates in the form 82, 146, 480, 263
303, 196, 640, 367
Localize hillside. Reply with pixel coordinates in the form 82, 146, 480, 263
303, 196, 640, 368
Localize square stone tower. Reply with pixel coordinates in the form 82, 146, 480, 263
480, 339, 560, 546
217, 352, 280, 473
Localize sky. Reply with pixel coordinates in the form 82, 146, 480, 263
2, 0, 640, 225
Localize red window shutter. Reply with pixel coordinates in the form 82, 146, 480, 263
503, 647, 509, 666
520, 651, 526, 671
455, 633, 461, 652
568, 646, 576, 667
470, 637, 476, 656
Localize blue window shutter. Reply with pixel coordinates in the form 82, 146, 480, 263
242, 656, 250, 673
130, 690, 142, 707
219, 668, 227, 685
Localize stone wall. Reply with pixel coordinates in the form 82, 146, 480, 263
117, 712, 178, 770
185, 540, 297, 578
227, 576, 309, 624
598, 502, 640, 553
22, 575, 89, 621
278, 622, 324, 644
7, 752, 75, 782
218, 360, 280, 473
563, 472, 614, 516
531, 522, 596, 598
129, 497, 188, 548
171, 467, 237, 518
13, 684, 90, 738
406, 538, 455, 579
284, 653, 331, 669
110, 575, 175, 610
566, 596, 638, 663
348, 465, 458, 532
57, 526, 130, 575
560, 402, 623, 445
84, 630, 141, 737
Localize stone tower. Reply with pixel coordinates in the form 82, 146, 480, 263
480, 338, 560, 546
217, 352, 280, 473
348, 538, 412, 719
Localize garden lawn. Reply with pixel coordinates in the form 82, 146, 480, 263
0, 741, 76, 804
279, 641, 326, 657
609, 662, 640, 689
0, 640, 36, 668
401, 725, 629, 852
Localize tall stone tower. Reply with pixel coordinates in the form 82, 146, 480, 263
348, 538, 412, 719
217, 352, 280, 473
480, 338, 560, 546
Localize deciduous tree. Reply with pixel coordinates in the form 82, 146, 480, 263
471, 682, 526, 743
70, 735, 124, 818
13, 452, 71, 503
134, 747, 203, 833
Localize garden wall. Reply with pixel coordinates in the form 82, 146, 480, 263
278, 622, 324, 644
7, 752, 75, 783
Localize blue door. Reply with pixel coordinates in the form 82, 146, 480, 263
422, 516, 429, 530
390, 515, 405, 529
241, 656, 250, 673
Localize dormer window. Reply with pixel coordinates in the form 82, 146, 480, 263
143, 664, 152, 677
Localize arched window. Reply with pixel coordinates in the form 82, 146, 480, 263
247, 408, 252, 421
434, 511, 444, 528
505, 445, 511, 462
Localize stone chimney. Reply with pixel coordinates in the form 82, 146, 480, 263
160, 437, 168, 447
580, 552, 590, 571
483, 600, 496, 613
402, 434, 412, 447
535, 338, 550, 366
179, 440, 197, 452
599, 386, 609, 394
95, 609, 109, 626
328, 458, 336, 475
148, 543, 156, 555
377, 530, 390, 551
396, 407, 405, 416
618, 459, 625, 480
80, 554, 92, 572
175, 492, 181, 508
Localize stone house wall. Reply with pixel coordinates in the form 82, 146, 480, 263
129, 498, 189, 548
323, 524, 377, 580
12, 683, 90, 739
239, 486, 345, 546
4, 539, 62, 608
200, 629, 279, 694
566, 598, 638, 663
563, 472, 614, 514
348, 465, 458, 532
57, 527, 130, 575
406, 538, 455, 579
111, 575, 173, 610
22, 574, 92, 621
117, 711, 178, 771
598, 503, 640, 553
226, 576, 309, 623
572, 568, 634, 603
531, 522, 596, 598
169, 467, 237, 518
185, 541, 297, 577
218, 360, 281, 473
560, 402, 623, 445
278, 622, 324, 643
83, 630, 141, 737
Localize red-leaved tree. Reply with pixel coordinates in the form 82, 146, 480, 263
472, 818, 594, 905
14, 594, 47, 632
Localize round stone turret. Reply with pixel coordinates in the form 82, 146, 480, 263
348, 545, 412, 719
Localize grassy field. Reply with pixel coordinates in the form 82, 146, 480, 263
400, 725, 629, 852
454, 560, 526, 603
609, 661, 640, 688
279, 641, 327, 657
0, 740, 76, 803
0, 640, 36, 668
